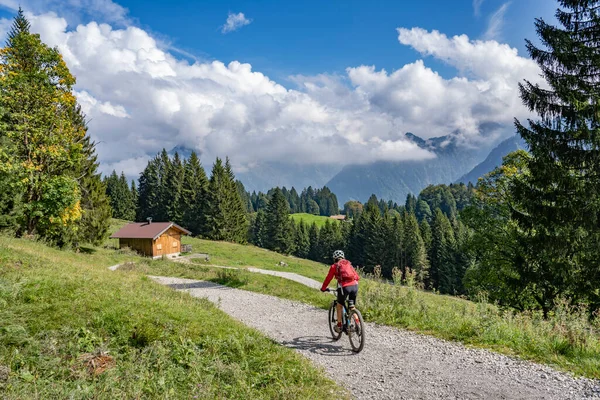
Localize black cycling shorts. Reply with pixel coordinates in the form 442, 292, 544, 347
337, 284, 358, 306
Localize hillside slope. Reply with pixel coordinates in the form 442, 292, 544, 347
326, 132, 491, 203
456, 135, 527, 184
0, 237, 341, 399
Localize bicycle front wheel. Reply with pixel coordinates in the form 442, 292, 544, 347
348, 309, 365, 353
328, 301, 342, 341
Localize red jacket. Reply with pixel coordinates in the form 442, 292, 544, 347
321, 259, 360, 291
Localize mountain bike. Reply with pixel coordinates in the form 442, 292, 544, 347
325, 288, 365, 353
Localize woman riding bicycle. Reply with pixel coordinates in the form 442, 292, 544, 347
320, 250, 360, 333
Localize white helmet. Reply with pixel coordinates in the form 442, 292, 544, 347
333, 250, 345, 260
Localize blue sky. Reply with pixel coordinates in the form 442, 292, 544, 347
0, 0, 555, 179
110, 0, 554, 82
0, 0, 555, 80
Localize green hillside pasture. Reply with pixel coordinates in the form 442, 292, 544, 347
0, 237, 344, 399
182, 236, 330, 282
144, 239, 600, 379
290, 213, 340, 228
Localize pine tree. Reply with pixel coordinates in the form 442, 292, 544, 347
224, 158, 249, 242
264, 187, 294, 253
294, 220, 311, 258
130, 180, 138, 213
308, 222, 320, 261
165, 152, 184, 224
420, 219, 432, 254
452, 218, 471, 295
381, 213, 403, 278
236, 180, 253, 213
203, 158, 248, 243
74, 119, 112, 245
180, 151, 208, 235
289, 187, 300, 213
137, 157, 161, 223
429, 208, 456, 293
361, 202, 384, 273
347, 211, 367, 268
0, 10, 85, 241
106, 171, 135, 220
250, 209, 267, 247
405, 194, 417, 215
403, 211, 429, 284
513, 0, 600, 310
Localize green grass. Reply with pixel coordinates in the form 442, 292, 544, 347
357, 278, 600, 378
145, 243, 600, 379
290, 213, 339, 228
181, 236, 330, 282
107, 219, 600, 378
125, 261, 332, 311
0, 236, 345, 399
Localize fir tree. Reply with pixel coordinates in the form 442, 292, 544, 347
405, 194, 417, 215
403, 212, 429, 284
165, 152, 184, 225
137, 157, 161, 222
361, 202, 384, 273
250, 209, 267, 247
180, 151, 208, 235
74, 118, 112, 245
513, 0, 600, 310
294, 220, 310, 258
203, 158, 248, 243
264, 188, 294, 253
130, 180, 138, 212
308, 222, 320, 261
420, 219, 432, 254
429, 208, 457, 293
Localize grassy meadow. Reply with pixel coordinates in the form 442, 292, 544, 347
0, 236, 345, 399
95, 219, 600, 378
289, 213, 340, 228
125, 234, 600, 379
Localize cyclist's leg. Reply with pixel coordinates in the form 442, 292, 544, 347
336, 288, 345, 328
346, 284, 358, 309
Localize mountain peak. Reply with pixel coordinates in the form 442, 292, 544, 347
405, 132, 456, 153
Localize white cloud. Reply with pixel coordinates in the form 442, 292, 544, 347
222, 12, 252, 34
473, 0, 485, 16
484, 2, 511, 40
20, 12, 541, 178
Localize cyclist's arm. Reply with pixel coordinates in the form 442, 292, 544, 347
321, 265, 336, 291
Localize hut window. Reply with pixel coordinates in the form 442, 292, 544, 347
157, 244, 162, 250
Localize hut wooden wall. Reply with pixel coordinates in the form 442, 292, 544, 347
152, 227, 182, 257
119, 238, 153, 257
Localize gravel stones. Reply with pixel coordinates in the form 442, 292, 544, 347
151, 276, 600, 400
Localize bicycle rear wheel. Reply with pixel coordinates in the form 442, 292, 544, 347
348, 309, 365, 353
328, 301, 342, 341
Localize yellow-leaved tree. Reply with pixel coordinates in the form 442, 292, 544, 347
0, 9, 103, 244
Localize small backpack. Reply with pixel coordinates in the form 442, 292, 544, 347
336, 260, 356, 283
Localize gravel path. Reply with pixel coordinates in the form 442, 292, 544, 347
151, 276, 600, 400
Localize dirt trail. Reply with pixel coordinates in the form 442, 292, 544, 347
151, 276, 600, 400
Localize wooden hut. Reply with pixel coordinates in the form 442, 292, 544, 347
110, 221, 191, 258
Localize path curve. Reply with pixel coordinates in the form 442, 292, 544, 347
150, 276, 600, 400
170, 255, 323, 289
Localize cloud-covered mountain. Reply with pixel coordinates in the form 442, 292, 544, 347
326, 132, 494, 204
456, 135, 527, 185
